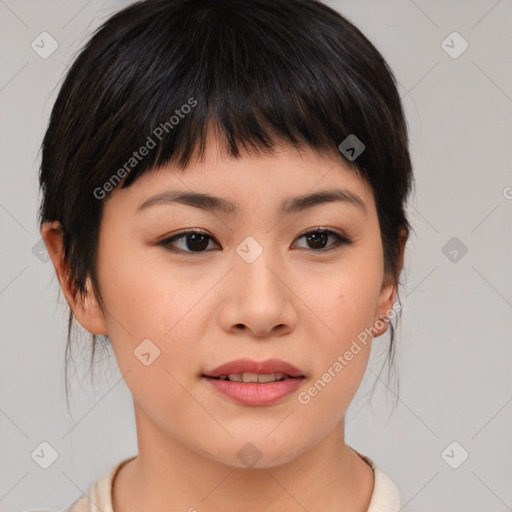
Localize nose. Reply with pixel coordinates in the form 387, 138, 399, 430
217, 247, 297, 339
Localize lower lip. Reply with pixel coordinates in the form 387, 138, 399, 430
203, 376, 305, 406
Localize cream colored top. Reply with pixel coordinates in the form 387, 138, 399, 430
29, 450, 400, 511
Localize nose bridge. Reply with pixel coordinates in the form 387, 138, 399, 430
224, 234, 294, 335
234, 234, 283, 300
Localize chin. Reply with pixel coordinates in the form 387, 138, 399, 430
205, 436, 305, 470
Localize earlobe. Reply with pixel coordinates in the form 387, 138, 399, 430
40, 221, 109, 336
75, 277, 109, 336
374, 227, 408, 336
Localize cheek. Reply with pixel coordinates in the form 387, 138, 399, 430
98, 247, 226, 408
120, 356, 213, 448
300, 254, 382, 400
319, 260, 383, 344
299, 286, 375, 423
98, 233, 212, 336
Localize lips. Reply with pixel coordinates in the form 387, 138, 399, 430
202, 358, 306, 406
202, 358, 305, 379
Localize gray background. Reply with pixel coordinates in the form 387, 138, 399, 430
1, 0, 511, 510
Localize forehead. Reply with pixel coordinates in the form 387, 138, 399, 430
106, 134, 375, 220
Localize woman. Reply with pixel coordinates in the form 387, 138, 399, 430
36, 0, 414, 509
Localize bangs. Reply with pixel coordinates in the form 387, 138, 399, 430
42, 0, 405, 204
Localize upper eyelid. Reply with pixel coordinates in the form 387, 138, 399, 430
160, 227, 351, 248
163, 227, 347, 239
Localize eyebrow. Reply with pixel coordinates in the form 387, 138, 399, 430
136, 188, 367, 216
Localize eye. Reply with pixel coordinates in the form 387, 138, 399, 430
293, 228, 354, 252
158, 229, 219, 253
158, 228, 354, 254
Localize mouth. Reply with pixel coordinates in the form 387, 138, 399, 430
201, 358, 305, 406
202, 357, 305, 380
202, 372, 301, 383
201, 374, 305, 406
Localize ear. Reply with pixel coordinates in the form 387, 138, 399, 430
372, 227, 408, 338
40, 220, 108, 335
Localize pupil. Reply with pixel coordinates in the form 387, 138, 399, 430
187, 233, 209, 251
185, 232, 329, 251
307, 232, 327, 249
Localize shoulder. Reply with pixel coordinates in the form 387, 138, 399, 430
67, 455, 137, 511
352, 449, 401, 512
21, 492, 97, 512
26, 455, 137, 512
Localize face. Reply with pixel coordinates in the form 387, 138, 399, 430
49, 135, 400, 469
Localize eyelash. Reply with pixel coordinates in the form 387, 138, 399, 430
158, 228, 354, 255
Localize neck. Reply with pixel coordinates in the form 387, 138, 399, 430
113, 402, 374, 512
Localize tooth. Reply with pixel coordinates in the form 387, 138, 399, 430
257, 373, 276, 383
242, 372, 259, 383
224, 372, 289, 383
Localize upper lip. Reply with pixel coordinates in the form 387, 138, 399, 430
203, 358, 305, 378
